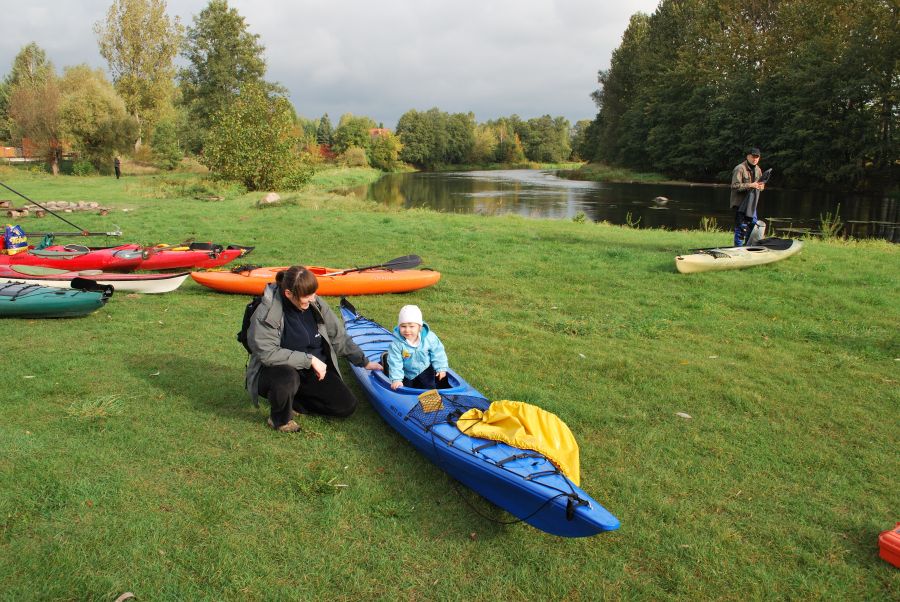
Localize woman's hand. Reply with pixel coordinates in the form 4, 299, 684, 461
391, 380, 402, 390
437, 371, 446, 381
310, 356, 327, 380
364, 361, 383, 371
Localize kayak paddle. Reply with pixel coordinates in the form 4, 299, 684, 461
329, 255, 422, 276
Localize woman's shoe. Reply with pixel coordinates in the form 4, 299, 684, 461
267, 417, 301, 433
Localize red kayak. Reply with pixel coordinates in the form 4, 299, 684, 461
38, 242, 254, 271
138, 243, 253, 270
0, 244, 145, 271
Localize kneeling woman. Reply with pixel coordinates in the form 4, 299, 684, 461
245, 266, 383, 432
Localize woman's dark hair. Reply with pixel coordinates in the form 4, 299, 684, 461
276, 266, 318, 297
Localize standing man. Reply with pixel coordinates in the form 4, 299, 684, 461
730, 147, 764, 246
113, 156, 121, 179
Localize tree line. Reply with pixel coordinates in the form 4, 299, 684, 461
395, 109, 573, 169
0, 0, 580, 190
577, 0, 898, 191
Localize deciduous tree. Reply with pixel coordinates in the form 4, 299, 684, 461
6, 44, 63, 173
332, 114, 376, 154
1, 43, 55, 143
94, 0, 182, 150
396, 108, 475, 167
178, 0, 274, 153
201, 82, 299, 190
368, 130, 402, 171
150, 118, 182, 170
58, 65, 137, 171
588, 0, 898, 189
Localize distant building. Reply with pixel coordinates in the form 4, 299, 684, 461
369, 128, 391, 139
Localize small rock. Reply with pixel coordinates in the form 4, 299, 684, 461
675, 412, 692, 419
259, 192, 281, 204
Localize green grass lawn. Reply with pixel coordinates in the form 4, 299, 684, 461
1, 169, 898, 600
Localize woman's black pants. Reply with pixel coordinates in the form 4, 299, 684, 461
257, 362, 359, 427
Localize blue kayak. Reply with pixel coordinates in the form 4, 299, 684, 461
339, 299, 620, 537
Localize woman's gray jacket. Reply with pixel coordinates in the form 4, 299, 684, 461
245, 284, 367, 406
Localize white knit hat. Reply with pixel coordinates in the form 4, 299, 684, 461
398, 304, 423, 326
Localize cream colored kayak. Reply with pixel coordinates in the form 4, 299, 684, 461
675, 238, 803, 274
0, 264, 189, 293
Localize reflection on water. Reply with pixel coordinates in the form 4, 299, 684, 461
351, 170, 898, 241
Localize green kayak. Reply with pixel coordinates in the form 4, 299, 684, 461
0, 281, 112, 318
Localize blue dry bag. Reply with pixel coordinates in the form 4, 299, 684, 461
3, 224, 27, 254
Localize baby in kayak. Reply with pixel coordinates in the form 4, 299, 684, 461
387, 304, 450, 390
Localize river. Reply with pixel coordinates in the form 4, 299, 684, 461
350, 170, 898, 242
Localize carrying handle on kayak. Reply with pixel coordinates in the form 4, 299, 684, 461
328, 255, 422, 276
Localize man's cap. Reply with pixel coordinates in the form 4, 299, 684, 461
748, 147, 761, 157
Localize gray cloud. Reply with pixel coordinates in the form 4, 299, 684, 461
2, 0, 659, 127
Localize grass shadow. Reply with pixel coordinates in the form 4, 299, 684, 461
123, 352, 258, 424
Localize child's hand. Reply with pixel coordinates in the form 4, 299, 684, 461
391, 381, 402, 390
437, 371, 446, 381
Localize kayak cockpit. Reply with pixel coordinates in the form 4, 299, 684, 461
367, 367, 470, 395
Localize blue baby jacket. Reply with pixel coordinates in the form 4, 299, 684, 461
387, 323, 449, 382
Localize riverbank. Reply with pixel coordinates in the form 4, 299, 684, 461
1, 170, 897, 599
560, 161, 683, 184
427, 161, 583, 172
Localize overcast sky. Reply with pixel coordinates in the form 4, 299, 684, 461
3, 0, 660, 127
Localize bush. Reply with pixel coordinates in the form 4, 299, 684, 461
72, 159, 97, 176
339, 146, 369, 167
279, 164, 315, 190
132, 145, 154, 163
201, 83, 300, 190
151, 120, 183, 171
368, 132, 402, 171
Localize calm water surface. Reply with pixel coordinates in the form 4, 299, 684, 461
352, 170, 898, 242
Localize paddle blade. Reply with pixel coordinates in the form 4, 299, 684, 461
329, 255, 423, 276
382, 254, 422, 271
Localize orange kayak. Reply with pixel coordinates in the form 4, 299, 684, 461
190, 265, 441, 296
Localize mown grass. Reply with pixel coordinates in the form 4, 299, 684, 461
0, 170, 898, 600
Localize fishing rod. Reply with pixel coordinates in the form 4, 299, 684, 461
25, 227, 123, 238
0, 180, 90, 234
